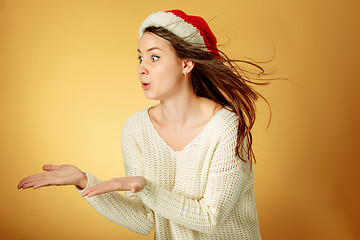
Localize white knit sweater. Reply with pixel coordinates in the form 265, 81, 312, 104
77, 105, 262, 239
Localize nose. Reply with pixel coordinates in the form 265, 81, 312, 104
137, 62, 148, 77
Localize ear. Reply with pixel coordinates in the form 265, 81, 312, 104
182, 59, 195, 74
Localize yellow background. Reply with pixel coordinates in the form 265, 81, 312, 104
1, 0, 359, 239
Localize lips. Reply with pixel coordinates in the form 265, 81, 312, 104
141, 82, 151, 90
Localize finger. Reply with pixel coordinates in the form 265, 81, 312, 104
83, 186, 106, 197
19, 179, 42, 189
22, 181, 41, 189
18, 173, 46, 189
43, 164, 60, 171
82, 189, 96, 197
87, 190, 98, 197
82, 188, 90, 196
87, 188, 108, 197
33, 181, 53, 189
17, 181, 24, 189
82, 185, 96, 196
82, 180, 118, 197
83, 186, 102, 197
22, 177, 55, 189
20, 171, 50, 182
19, 171, 58, 189
128, 182, 141, 192
18, 174, 40, 187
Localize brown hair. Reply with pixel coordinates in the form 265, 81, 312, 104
144, 26, 273, 166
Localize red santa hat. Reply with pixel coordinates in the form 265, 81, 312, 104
138, 10, 220, 57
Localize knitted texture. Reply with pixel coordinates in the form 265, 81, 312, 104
138, 10, 220, 56
77, 105, 261, 239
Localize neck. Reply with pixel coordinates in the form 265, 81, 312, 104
159, 93, 207, 129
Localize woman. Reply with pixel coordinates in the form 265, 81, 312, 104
18, 9, 268, 239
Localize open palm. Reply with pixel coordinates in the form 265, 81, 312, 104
82, 176, 146, 197
18, 164, 87, 190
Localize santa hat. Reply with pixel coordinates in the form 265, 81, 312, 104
138, 10, 220, 57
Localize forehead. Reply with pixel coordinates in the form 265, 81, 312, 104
138, 32, 172, 52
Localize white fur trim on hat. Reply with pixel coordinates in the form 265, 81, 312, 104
138, 11, 206, 48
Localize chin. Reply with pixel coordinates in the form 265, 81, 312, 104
144, 93, 160, 101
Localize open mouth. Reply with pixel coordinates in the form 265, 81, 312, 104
142, 83, 151, 89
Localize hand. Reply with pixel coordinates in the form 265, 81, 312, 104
18, 164, 88, 190
82, 176, 146, 197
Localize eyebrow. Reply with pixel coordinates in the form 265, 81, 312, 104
137, 47, 163, 53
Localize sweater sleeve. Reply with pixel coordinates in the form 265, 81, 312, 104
134, 122, 252, 234
75, 120, 155, 235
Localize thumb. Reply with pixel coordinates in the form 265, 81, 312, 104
43, 164, 60, 171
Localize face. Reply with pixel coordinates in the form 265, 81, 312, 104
137, 32, 185, 100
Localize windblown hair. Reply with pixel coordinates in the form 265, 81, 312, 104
144, 26, 273, 166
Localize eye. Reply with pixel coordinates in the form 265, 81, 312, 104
138, 56, 143, 63
151, 55, 160, 61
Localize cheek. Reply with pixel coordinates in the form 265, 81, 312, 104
157, 61, 183, 82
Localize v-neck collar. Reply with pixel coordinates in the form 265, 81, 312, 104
145, 105, 226, 154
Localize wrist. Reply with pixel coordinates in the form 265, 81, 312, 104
76, 172, 88, 190
134, 176, 147, 193
134, 177, 152, 197
139, 176, 147, 187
